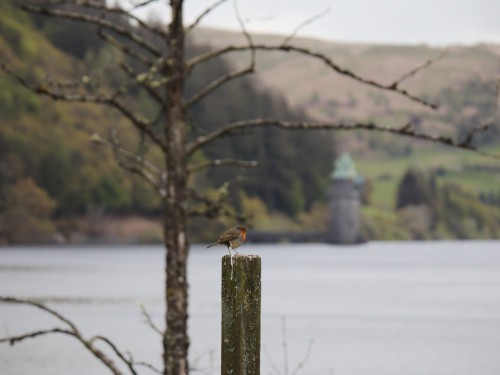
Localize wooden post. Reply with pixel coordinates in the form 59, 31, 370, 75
221, 255, 261, 375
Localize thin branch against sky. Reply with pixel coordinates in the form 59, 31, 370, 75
130, 0, 500, 45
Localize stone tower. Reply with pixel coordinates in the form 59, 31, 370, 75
326, 154, 363, 244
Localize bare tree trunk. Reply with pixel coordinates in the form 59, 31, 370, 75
163, 1, 189, 374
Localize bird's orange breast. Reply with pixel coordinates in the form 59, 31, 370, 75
240, 230, 246, 241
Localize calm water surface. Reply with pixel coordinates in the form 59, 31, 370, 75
1, 241, 500, 375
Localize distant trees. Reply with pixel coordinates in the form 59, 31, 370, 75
0, 178, 56, 243
396, 167, 436, 209
392, 166, 500, 240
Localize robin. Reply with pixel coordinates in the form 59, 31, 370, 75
207, 225, 247, 255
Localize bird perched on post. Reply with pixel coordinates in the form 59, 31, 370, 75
207, 225, 247, 255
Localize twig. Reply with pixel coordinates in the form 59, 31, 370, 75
0, 296, 78, 332
139, 304, 163, 336
185, 0, 254, 107
390, 49, 450, 88
186, 118, 500, 159
0, 296, 128, 375
119, 61, 166, 104
134, 361, 162, 374
132, 0, 160, 9
91, 132, 165, 197
234, 0, 256, 69
38, 0, 166, 37
281, 7, 331, 46
263, 345, 283, 375
291, 339, 313, 375
187, 44, 439, 109
186, 0, 229, 32
184, 65, 254, 107
20, 3, 162, 57
458, 122, 494, 147
98, 28, 154, 66
91, 335, 138, 375
459, 77, 500, 147
0, 327, 74, 346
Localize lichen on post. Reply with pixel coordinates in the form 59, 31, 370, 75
221, 255, 261, 375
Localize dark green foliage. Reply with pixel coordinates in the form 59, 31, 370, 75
439, 183, 499, 238
0, 178, 56, 243
396, 167, 435, 209
186, 45, 335, 216
391, 167, 500, 240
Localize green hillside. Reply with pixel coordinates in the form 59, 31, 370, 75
0, 1, 335, 243
357, 145, 500, 210
1, 2, 498, 243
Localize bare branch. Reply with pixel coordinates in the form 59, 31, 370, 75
134, 361, 162, 374
458, 122, 494, 148
0, 327, 74, 346
233, 0, 256, 70
0, 63, 166, 150
185, 0, 255, 108
20, 2, 162, 58
184, 66, 253, 107
37, 0, 167, 37
91, 132, 166, 197
0, 296, 127, 375
188, 159, 259, 173
186, 0, 229, 32
109, 100, 166, 149
291, 339, 314, 375
98, 28, 155, 66
90, 335, 138, 375
458, 77, 500, 148
187, 44, 438, 109
390, 49, 450, 88
263, 345, 283, 375
0, 296, 79, 332
139, 304, 163, 336
132, 0, 160, 9
186, 118, 500, 159
281, 7, 330, 46
119, 61, 166, 104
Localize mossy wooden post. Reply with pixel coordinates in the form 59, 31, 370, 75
221, 255, 261, 375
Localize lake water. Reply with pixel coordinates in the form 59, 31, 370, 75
1, 241, 500, 375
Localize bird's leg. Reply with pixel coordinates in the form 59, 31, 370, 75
228, 245, 235, 278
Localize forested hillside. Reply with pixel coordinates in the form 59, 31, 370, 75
0, 1, 334, 243
1, 1, 499, 244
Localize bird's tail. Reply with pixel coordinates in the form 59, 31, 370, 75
206, 242, 218, 248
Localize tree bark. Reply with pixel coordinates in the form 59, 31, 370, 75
163, 1, 189, 374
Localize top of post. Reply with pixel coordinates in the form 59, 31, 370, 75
222, 254, 261, 265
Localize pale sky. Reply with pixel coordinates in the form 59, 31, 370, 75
135, 0, 500, 45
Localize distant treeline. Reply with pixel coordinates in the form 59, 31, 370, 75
363, 166, 500, 240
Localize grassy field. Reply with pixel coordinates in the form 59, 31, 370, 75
355, 144, 500, 209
